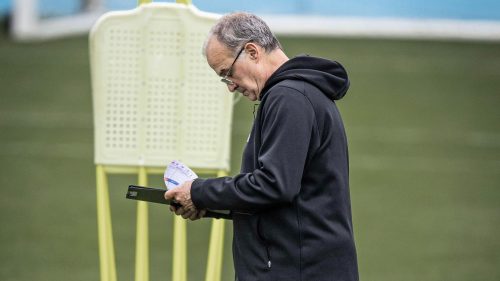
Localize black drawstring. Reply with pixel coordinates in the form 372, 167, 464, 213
253, 103, 260, 120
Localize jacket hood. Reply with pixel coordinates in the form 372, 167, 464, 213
261, 55, 349, 101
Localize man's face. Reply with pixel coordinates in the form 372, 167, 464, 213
206, 38, 262, 101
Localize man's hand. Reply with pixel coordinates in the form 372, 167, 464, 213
164, 181, 206, 220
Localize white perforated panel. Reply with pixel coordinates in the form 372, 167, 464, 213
103, 27, 141, 152
182, 30, 230, 162
90, 4, 231, 170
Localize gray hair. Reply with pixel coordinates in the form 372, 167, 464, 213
203, 12, 282, 56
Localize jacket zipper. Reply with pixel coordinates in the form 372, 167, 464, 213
265, 245, 272, 268
257, 216, 272, 268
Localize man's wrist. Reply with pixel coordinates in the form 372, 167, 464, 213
190, 178, 206, 209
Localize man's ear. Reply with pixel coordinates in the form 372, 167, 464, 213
244, 42, 259, 61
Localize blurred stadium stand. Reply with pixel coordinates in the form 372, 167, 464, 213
3, 0, 500, 41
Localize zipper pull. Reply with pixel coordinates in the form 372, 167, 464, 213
267, 260, 272, 268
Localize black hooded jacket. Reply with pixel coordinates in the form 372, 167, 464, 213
191, 56, 359, 281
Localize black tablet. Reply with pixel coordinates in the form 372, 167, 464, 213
126, 185, 231, 219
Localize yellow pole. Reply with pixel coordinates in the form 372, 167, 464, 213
96, 165, 117, 281
205, 220, 225, 281
172, 216, 187, 281
135, 167, 150, 281
204, 170, 227, 281
138, 0, 152, 5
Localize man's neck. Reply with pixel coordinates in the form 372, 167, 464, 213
265, 49, 289, 78
255, 48, 289, 100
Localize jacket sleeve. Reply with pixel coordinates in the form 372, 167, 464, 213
191, 86, 318, 212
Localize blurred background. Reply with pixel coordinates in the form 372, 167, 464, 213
1, 0, 499, 280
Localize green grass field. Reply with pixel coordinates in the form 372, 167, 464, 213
1, 32, 499, 281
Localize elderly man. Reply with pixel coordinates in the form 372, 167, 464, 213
166, 12, 359, 281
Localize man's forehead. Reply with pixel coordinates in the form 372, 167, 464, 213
206, 38, 233, 74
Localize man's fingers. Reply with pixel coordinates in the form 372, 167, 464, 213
175, 207, 186, 216
170, 205, 206, 221
189, 209, 207, 221
182, 209, 196, 219
188, 211, 199, 220
165, 181, 198, 220
164, 189, 175, 200
191, 209, 205, 220
175, 206, 195, 218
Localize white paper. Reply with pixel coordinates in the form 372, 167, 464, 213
163, 160, 231, 216
163, 160, 198, 190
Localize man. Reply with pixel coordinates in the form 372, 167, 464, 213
165, 12, 359, 281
